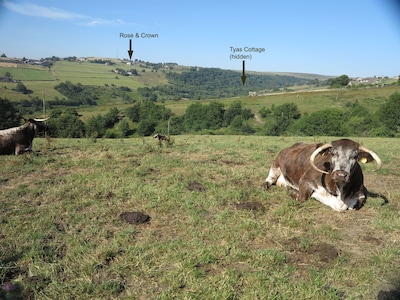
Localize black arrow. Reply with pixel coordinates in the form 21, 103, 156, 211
241, 60, 247, 85
128, 39, 133, 60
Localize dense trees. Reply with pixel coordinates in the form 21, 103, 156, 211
131, 68, 315, 101
261, 103, 301, 136
0, 98, 21, 129
126, 101, 173, 136
47, 108, 85, 138
183, 102, 225, 131
54, 81, 98, 106
224, 101, 254, 125
182, 100, 254, 133
287, 109, 348, 136
86, 108, 125, 138
2, 92, 400, 138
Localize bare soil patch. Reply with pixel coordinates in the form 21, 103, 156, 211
120, 212, 151, 225
187, 181, 206, 192
234, 201, 264, 212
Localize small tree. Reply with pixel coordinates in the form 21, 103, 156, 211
117, 119, 130, 137
15, 82, 30, 94
329, 75, 350, 88
103, 107, 121, 128
85, 115, 106, 138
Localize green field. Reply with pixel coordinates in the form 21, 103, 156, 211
1, 136, 399, 299
0, 65, 54, 81
0, 60, 168, 104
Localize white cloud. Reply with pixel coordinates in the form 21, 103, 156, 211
81, 18, 129, 27
2, 1, 131, 26
2, 0, 85, 20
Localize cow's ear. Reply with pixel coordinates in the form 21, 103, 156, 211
358, 152, 374, 164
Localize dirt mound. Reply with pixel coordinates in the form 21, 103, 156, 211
120, 212, 151, 225
286, 238, 339, 265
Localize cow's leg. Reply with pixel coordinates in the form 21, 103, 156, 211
262, 165, 281, 189
15, 144, 23, 155
15, 143, 32, 155
311, 187, 348, 212
286, 186, 300, 199
297, 181, 314, 201
344, 192, 365, 210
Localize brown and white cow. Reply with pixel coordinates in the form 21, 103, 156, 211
153, 133, 170, 142
0, 118, 48, 155
262, 139, 382, 211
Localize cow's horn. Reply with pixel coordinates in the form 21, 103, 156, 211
310, 143, 331, 175
359, 146, 383, 171
33, 117, 49, 122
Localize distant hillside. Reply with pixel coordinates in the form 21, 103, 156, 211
0, 57, 329, 104
135, 67, 326, 101
257, 71, 335, 81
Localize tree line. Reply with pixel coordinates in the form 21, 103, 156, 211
1, 92, 399, 138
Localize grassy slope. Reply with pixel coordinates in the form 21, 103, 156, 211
1, 136, 399, 299
0, 60, 168, 104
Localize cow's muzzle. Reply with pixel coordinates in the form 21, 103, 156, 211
331, 170, 349, 183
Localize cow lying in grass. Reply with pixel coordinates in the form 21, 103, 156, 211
0, 118, 48, 155
262, 139, 382, 211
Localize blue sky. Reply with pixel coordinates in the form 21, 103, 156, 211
0, 0, 399, 77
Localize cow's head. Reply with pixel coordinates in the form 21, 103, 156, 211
26, 118, 49, 133
310, 139, 382, 183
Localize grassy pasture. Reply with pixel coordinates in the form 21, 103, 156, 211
52, 60, 167, 88
1, 135, 399, 299
1, 60, 168, 103
0, 65, 54, 81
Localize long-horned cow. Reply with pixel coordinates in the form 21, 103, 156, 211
262, 139, 382, 211
0, 118, 48, 155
